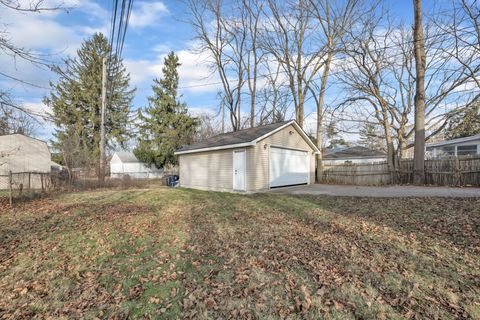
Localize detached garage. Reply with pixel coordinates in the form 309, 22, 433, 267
175, 120, 320, 192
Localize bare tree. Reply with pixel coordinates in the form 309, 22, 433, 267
337, 14, 404, 171
413, 0, 427, 184
186, 0, 247, 131
262, 0, 325, 127
308, 0, 364, 180
57, 130, 94, 181
432, 0, 480, 92
256, 61, 290, 125
241, 0, 266, 127
195, 111, 222, 140
0, 107, 38, 135
337, 10, 472, 173
0, 0, 64, 121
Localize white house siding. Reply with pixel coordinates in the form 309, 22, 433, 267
110, 153, 164, 179
0, 134, 51, 189
0, 134, 51, 174
427, 137, 480, 158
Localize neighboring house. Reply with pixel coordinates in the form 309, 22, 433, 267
426, 134, 480, 158
323, 146, 387, 165
174, 120, 320, 192
110, 151, 163, 179
0, 134, 52, 189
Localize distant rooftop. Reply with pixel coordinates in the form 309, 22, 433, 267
323, 146, 386, 159
426, 134, 480, 148
114, 151, 140, 163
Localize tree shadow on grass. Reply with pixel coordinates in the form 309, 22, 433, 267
180, 191, 480, 319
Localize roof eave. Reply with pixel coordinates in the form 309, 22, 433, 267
175, 120, 321, 155
426, 135, 480, 147
174, 141, 256, 155
324, 155, 386, 160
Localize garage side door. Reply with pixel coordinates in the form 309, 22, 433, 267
269, 147, 309, 188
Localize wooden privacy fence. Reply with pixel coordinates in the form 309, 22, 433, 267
321, 156, 480, 186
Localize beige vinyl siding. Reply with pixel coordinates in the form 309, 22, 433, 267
179, 148, 248, 192
178, 123, 316, 192
246, 124, 316, 191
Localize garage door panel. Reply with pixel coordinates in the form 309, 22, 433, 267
270, 147, 309, 188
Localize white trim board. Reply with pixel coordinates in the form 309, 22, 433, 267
174, 141, 255, 155
426, 135, 480, 147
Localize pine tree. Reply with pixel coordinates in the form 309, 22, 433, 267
358, 122, 386, 151
45, 33, 134, 174
325, 121, 349, 149
445, 100, 480, 139
134, 52, 197, 168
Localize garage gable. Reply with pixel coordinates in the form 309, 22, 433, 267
254, 121, 318, 152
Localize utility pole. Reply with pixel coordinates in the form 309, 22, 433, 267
413, 0, 426, 184
99, 57, 107, 184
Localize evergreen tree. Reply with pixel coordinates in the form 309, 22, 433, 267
325, 121, 349, 149
134, 52, 197, 168
358, 122, 386, 151
45, 33, 134, 173
445, 100, 480, 139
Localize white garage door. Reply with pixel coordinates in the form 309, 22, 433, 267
269, 147, 309, 188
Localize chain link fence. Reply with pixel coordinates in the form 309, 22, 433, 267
0, 171, 65, 206
0, 169, 174, 207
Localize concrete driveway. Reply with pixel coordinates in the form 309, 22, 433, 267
269, 184, 480, 198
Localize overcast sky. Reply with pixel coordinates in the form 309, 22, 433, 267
0, 0, 435, 141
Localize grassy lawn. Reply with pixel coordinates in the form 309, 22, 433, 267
0, 187, 479, 319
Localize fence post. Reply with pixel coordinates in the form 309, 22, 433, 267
41, 173, 45, 192
454, 157, 461, 186
8, 171, 12, 207
28, 172, 31, 191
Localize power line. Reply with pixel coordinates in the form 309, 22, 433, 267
107, 0, 134, 96
0, 71, 51, 90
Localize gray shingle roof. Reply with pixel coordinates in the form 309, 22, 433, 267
115, 151, 140, 163
323, 146, 386, 159
177, 121, 292, 153
426, 134, 480, 147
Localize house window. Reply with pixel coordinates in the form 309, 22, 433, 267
457, 145, 477, 156
436, 146, 455, 157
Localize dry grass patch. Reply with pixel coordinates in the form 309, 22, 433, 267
0, 188, 478, 319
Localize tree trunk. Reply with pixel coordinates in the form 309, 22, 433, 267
296, 48, 304, 127
298, 93, 304, 127
250, 91, 255, 128
380, 110, 396, 173
413, 0, 426, 184
316, 51, 333, 182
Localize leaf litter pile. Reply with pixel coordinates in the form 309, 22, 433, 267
0, 188, 479, 319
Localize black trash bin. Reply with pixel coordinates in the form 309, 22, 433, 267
165, 175, 179, 187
